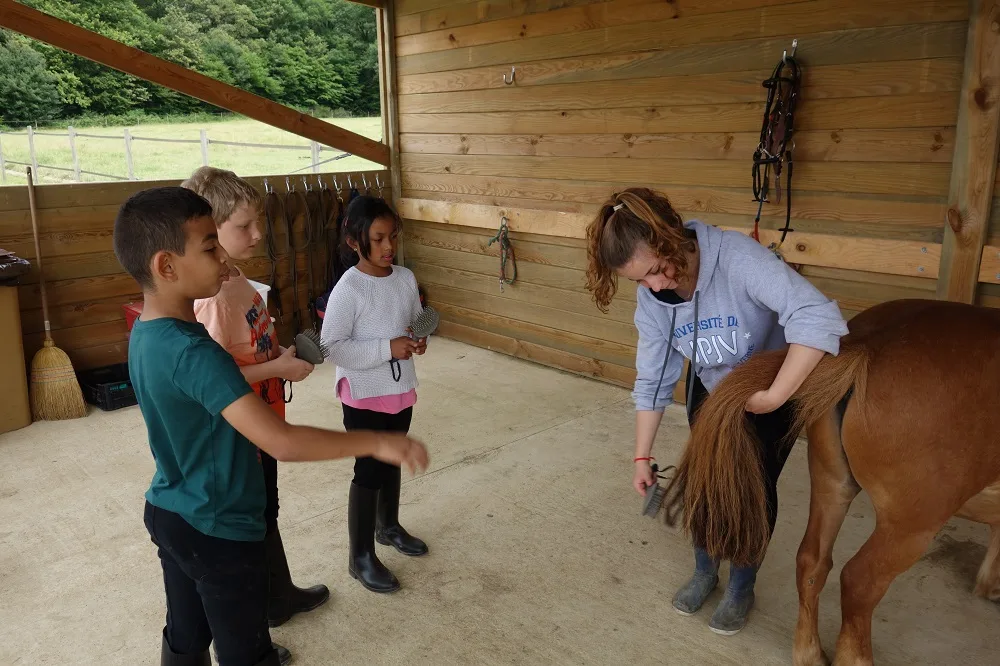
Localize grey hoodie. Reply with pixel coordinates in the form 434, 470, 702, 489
632, 220, 849, 412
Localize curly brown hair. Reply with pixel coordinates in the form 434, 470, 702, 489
585, 187, 696, 312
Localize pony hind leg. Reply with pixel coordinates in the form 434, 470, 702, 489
833, 518, 945, 666
974, 524, 1000, 601
794, 408, 860, 666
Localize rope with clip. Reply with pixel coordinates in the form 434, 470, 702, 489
487, 215, 517, 291
282, 177, 309, 334
751, 39, 801, 261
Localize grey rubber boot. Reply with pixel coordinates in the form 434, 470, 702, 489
671, 546, 720, 616
709, 564, 757, 635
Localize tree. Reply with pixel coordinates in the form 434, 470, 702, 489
0, 34, 63, 125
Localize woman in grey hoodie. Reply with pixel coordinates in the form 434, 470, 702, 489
586, 187, 848, 635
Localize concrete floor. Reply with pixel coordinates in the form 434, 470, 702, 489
1, 337, 997, 666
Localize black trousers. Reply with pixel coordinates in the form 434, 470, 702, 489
342, 404, 413, 490
685, 367, 796, 536
144, 502, 274, 666
261, 449, 279, 534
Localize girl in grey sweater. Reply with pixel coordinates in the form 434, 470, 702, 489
585, 187, 848, 635
320, 196, 429, 594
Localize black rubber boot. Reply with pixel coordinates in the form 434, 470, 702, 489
348, 482, 400, 593
265, 528, 330, 627
375, 466, 428, 557
159, 632, 210, 666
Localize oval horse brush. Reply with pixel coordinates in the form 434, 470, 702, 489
409, 306, 440, 340
294, 329, 328, 365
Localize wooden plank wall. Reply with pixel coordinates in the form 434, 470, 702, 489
393, 0, 971, 392
0, 171, 388, 372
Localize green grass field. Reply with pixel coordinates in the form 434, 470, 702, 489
0, 116, 383, 187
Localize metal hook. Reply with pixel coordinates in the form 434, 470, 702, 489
502, 66, 515, 85
783, 38, 798, 64
347, 174, 354, 190
332, 175, 341, 192
263, 178, 271, 194
285, 176, 292, 193
302, 176, 312, 192
362, 174, 370, 193
375, 174, 384, 197
317, 174, 326, 191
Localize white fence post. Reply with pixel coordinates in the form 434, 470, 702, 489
123, 128, 135, 180
311, 141, 320, 173
0, 132, 6, 185
68, 126, 81, 182
27, 125, 39, 178
200, 129, 209, 166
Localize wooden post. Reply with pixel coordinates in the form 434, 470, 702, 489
310, 141, 320, 173
377, 0, 402, 207
200, 129, 209, 166
936, 0, 1000, 303
26, 125, 39, 178
67, 126, 81, 181
376, 0, 402, 263
0, 132, 6, 185
123, 128, 135, 180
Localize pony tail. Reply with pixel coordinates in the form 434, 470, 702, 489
585, 203, 619, 313
663, 349, 787, 567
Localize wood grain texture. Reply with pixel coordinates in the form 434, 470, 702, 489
436, 319, 638, 388
399, 23, 966, 93
379, 1, 405, 206
398, 59, 964, 113
402, 153, 951, 196
399, 197, 942, 277
936, 0, 1000, 302
403, 187, 946, 242
0, 3, 389, 165
397, 0, 967, 75
397, 0, 623, 37
979, 245, 1000, 284
400, 93, 960, 135
400, 128, 956, 163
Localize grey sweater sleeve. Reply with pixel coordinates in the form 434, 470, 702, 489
728, 234, 848, 356
319, 279, 393, 371
632, 298, 684, 412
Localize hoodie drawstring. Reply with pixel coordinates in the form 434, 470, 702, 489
687, 291, 699, 409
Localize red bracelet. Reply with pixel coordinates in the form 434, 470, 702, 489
634, 456, 655, 462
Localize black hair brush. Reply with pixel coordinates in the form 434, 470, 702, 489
642, 463, 681, 522
294, 329, 328, 365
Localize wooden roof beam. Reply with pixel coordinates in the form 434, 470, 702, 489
0, 1, 390, 166
347, 0, 385, 8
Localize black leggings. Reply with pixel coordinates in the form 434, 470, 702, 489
685, 367, 796, 536
342, 404, 413, 490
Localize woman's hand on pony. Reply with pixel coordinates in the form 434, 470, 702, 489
633, 460, 656, 496
745, 388, 785, 414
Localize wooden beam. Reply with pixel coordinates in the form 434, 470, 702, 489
0, 1, 389, 166
348, 0, 385, 7
979, 244, 1000, 284
398, 197, 943, 279
378, 0, 403, 206
936, 0, 1000, 302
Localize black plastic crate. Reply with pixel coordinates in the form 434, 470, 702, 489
77, 362, 137, 411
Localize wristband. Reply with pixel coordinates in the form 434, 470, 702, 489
634, 456, 654, 463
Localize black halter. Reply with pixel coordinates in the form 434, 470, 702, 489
752, 51, 801, 249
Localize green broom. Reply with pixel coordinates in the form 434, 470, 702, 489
26, 167, 87, 420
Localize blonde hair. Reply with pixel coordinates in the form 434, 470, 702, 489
585, 187, 696, 313
180, 166, 262, 227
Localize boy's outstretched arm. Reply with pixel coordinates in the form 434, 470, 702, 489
221, 394, 429, 474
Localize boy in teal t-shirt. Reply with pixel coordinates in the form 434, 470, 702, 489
114, 187, 429, 666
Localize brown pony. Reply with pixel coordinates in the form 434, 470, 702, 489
664, 299, 1000, 665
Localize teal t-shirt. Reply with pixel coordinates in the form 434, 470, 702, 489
128, 317, 265, 541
